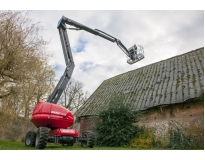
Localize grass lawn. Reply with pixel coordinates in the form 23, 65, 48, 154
0, 140, 170, 150
1, 140, 203, 160
1, 140, 204, 150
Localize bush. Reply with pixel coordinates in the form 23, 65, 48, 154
129, 126, 155, 148
169, 128, 204, 149
95, 94, 137, 147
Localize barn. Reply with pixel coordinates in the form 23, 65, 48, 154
74, 47, 204, 143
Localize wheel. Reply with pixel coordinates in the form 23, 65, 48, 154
81, 131, 95, 148
35, 127, 48, 149
25, 131, 36, 147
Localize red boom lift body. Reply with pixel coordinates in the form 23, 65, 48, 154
31, 102, 78, 137
31, 102, 75, 129
24, 16, 144, 149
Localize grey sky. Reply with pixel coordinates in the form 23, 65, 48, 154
27, 10, 203, 95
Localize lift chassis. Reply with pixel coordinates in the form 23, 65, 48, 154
25, 16, 144, 149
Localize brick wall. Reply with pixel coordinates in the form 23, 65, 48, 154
77, 116, 100, 136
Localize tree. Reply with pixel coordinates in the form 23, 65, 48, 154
0, 11, 55, 118
95, 94, 137, 147
0, 10, 47, 99
58, 78, 89, 113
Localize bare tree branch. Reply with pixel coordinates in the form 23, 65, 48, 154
58, 78, 90, 113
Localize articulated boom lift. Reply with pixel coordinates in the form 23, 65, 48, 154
24, 16, 144, 149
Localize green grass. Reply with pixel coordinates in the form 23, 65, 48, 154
0, 140, 169, 150
1, 140, 203, 150
0, 140, 139, 150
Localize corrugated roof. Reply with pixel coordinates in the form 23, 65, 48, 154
76, 47, 204, 117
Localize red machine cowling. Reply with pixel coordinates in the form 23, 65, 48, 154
49, 128, 78, 138
31, 102, 74, 129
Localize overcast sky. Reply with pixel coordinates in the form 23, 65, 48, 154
26, 10, 204, 95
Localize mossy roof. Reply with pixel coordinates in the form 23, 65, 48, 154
75, 47, 204, 117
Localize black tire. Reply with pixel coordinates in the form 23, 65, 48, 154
81, 131, 95, 148
35, 127, 48, 149
25, 131, 36, 147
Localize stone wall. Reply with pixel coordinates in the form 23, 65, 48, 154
76, 101, 204, 140
135, 101, 204, 139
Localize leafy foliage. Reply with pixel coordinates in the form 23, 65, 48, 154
168, 128, 204, 149
169, 128, 190, 149
129, 120, 204, 149
129, 126, 155, 148
168, 120, 204, 149
95, 94, 137, 147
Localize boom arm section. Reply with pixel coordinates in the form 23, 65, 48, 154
47, 17, 75, 103
58, 16, 144, 60
47, 16, 144, 104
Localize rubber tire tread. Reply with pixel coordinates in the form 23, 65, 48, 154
25, 131, 36, 147
35, 127, 48, 149
81, 131, 95, 148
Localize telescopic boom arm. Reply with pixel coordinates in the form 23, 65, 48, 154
47, 16, 144, 104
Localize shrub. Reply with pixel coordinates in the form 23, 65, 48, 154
95, 94, 137, 147
129, 126, 155, 148
169, 127, 204, 149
